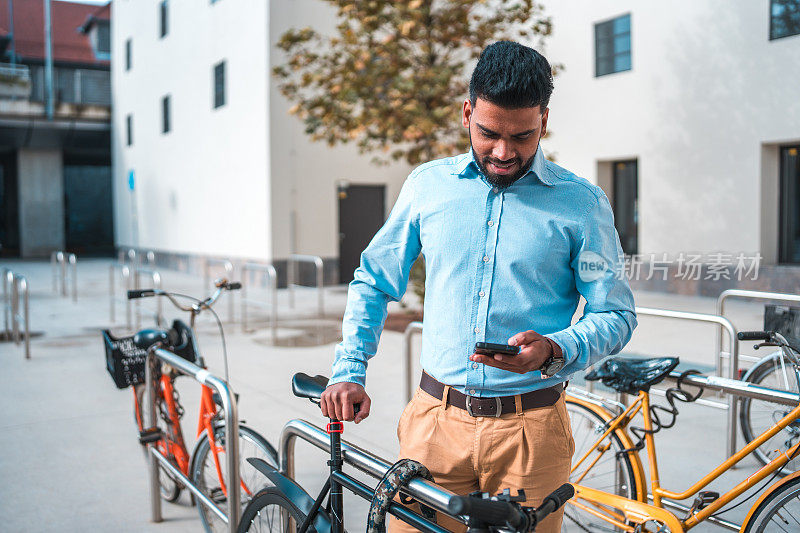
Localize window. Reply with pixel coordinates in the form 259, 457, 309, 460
126, 114, 133, 146
162, 95, 171, 134
595, 14, 631, 77
159, 0, 168, 38
771, 0, 800, 40
95, 21, 110, 54
779, 145, 800, 263
213, 61, 225, 109
125, 39, 132, 71
612, 160, 638, 255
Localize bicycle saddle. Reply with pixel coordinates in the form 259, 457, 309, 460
292, 373, 329, 401
133, 329, 172, 351
585, 357, 680, 394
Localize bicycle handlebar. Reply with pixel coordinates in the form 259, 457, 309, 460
449, 497, 525, 529
448, 484, 573, 532
738, 331, 772, 341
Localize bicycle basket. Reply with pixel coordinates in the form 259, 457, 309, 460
103, 330, 148, 389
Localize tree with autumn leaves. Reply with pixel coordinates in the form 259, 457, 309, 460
273, 0, 556, 166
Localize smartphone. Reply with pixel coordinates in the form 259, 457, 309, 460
474, 342, 520, 356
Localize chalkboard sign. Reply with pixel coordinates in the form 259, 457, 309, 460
103, 330, 148, 389
764, 305, 800, 349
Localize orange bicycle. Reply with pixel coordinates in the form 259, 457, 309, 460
105, 280, 278, 533
563, 331, 800, 532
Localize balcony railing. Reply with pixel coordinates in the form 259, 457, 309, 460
28, 64, 111, 107
0, 63, 32, 99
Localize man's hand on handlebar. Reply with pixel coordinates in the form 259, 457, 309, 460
320, 382, 371, 424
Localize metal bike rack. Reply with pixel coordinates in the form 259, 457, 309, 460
109, 262, 132, 329
716, 289, 800, 370
50, 250, 77, 302
404, 321, 423, 402
146, 347, 241, 532
280, 418, 464, 522
402, 307, 742, 457
2, 269, 30, 359
204, 258, 235, 322
240, 262, 278, 343
134, 268, 163, 329
287, 254, 324, 317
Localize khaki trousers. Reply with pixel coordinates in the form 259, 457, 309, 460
390, 387, 574, 533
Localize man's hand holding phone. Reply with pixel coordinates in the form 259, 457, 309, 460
470, 330, 555, 375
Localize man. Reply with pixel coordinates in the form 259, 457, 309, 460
321, 41, 637, 533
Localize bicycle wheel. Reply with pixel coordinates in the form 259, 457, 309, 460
740, 356, 800, 474
237, 486, 311, 533
742, 475, 800, 532
564, 398, 641, 532
134, 383, 183, 502
192, 425, 280, 533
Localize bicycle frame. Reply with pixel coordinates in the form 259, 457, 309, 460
569, 388, 800, 531
134, 368, 257, 499
289, 421, 450, 533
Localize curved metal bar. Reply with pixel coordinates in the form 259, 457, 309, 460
716, 289, 800, 371
278, 419, 463, 520
404, 321, 423, 403
148, 348, 241, 531
287, 254, 324, 317
635, 306, 739, 457
68, 253, 77, 302
134, 268, 163, 328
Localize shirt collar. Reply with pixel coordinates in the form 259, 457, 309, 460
452, 147, 555, 187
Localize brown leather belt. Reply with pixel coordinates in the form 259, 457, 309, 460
419, 372, 563, 417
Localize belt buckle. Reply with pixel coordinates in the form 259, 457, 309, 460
465, 395, 502, 418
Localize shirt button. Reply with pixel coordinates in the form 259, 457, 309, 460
469, 389, 476, 395
472, 362, 479, 369
487, 220, 494, 226
474, 327, 480, 333
482, 256, 489, 262
479, 291, 485, 297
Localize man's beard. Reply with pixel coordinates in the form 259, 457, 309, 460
469, 131, 536, 188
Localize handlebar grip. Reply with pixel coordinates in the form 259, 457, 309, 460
227, 282, 242, 291
738, 331, 772, 341
448, 496, 524, 528
534, 484, 574, 525
127, 289, 156, 299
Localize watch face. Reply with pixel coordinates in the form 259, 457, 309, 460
545, 358, 565, 376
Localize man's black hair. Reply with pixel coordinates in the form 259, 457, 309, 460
469, 41, 554, 113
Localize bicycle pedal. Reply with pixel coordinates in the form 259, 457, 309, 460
139, 427, 163, 445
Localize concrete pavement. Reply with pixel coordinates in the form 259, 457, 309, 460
0, 258, 782, 532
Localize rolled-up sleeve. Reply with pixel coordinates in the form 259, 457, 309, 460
545, 191, 637, 374
330, 177, 422, 387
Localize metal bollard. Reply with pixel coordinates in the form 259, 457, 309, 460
12, 275, 30, 359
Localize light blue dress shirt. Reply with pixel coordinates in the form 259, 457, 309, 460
330, 148, 637, 396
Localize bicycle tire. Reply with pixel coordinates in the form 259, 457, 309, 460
237, 486, 311, 533
739, 355, 800, 474
134, 383, 183, 502
742, 475, 800, 532
564, 397, 641, 532
192, 424, 280, 533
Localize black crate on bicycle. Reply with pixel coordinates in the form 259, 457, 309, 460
764, 305, 800, 349
103, 320, 199, 389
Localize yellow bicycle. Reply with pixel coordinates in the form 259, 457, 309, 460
564, 330, 800, 532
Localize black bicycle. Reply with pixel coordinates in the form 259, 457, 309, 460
237, 372, 573, 533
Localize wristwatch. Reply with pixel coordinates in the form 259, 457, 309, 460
540, 352, 566, 377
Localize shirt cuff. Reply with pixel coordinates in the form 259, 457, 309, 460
329, 359, 367, 388
544, 332, 578, 365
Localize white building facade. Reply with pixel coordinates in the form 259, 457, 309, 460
539, 0, 800, 292
113, 0, 800, 292
112, 0, 412, 283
